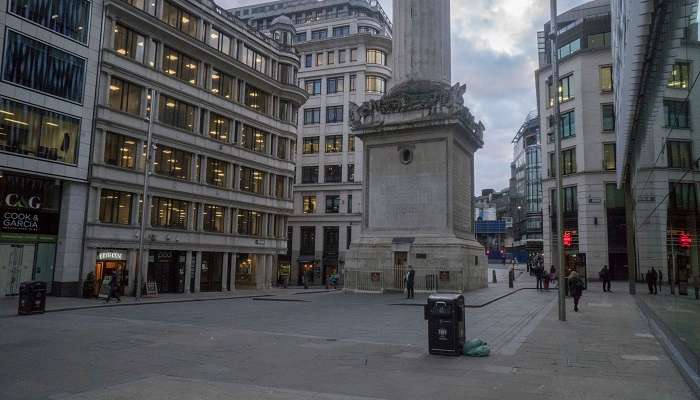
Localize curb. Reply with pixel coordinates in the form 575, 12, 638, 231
389, 287, 557, 308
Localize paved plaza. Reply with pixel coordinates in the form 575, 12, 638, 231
0, 270, 695, 400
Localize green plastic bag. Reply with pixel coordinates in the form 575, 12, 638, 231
464, 339, 487, 352
465, 345, 491, 357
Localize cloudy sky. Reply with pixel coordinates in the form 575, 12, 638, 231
222, 0, 587, 193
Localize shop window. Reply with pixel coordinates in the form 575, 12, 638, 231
104, 132, 137, 169
0, 97, 80, 164
99, 189, 133, 225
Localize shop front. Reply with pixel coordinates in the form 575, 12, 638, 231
236, 253, 256, 288
200, 252, 223, 292
148, 250, 185, 294
95, 250, 128, 297
297, 256, 319, 286
0, 172, 61, 296
277, 256, 291, 287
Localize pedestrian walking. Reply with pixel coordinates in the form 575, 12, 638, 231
569, 271, 584, 312
549, 265, 557, 288
535, 265, 544, 291
544, 269, 550, 289
405, 266, 415, 299
658, 269, 663, 290
104, 271, 121, 303
651, 267, 658, 295
599, 265, 611, 292
646, 270, 654, 294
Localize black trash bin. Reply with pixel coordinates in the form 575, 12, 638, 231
18, 281, 47, 315
424, 293, 465, 356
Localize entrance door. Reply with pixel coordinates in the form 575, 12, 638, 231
34, 243, 56, 293
0, 244, 35, 296
393, 252, 408, 290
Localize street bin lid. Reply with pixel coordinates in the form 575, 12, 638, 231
427, 293, 464, 302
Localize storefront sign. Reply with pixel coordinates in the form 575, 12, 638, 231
0, 173, 61, 236
1, 209, 59, 235
97, 251, 126, 261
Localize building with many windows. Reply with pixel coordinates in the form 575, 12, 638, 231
83, 0, 307, 296
0, 0, 102, 296
537, 0, 629, 280
232, 0, 391, 287
614, 0, 699, 288
509, 111, 543, 262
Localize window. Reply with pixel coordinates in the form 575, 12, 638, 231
325, 165, 342, 183
347, 194, 353, 213
669, 183, 697, 211
602, 104, 615, 131
305, 79, 321, 95
327, 51, 335, 65
162, 0, 198, 38
154, 145, 191, 180
109, 77, 142, 115
325, 195, 340, 213
206, 27, 231, 56
123, 0, 157, 15
242, 46, 268, 74
667, 141, 692, 169
348, 135, 355, 152
245, 85, 269, 113
162, 46, 199, 85
560, 110, 575, 138
151, 197, 189, 229
600, 66, 613, 92
311, 29, 328, 40
327, 77, 344, 94
99, 190, 133, 225
210, 68, 234, 99
358, 26, 379, 35
603, 143, 616, 171
300, 226, 315, 255
104, 132, 137, 169
238, 210, 263, 236
158, 94, 195, 131
240, 166, 265, 194
0, 97, 80, 164
206, 158, 228, 187
303, 137, 320, 154
562, 148, 576, 175
113, 24, 145, 62
304, 108, 321, 125
240, 124, 268, 153
663, 100, 690, 128
588, 32, 611, 49
350, 48, 358, 62
348, 164, 355, 182
338, 49, 346, 64
316, 53, 324, 66
346, 226, 352, 249
669, 62, 690, 89
275, 176, 285, 198
326, 106, 344, 123
563, 186, 577, 213
295, 32, 307, 44
3, 31, 85, 102
303, 196, 316, 214
548, 152, 556, 178
366, 76, 386, 94
302, 166, 318, 184
332, 26, 350, 37
559, 75, 574, 102
325, 135, 342, 153
203, 204, 225, 233
9, 0, 90, 43
366, 49, 387, 65
147, 38, 159, 68
349, 75, 356, 92
557, 38, 580, 59
277, 137, 288, 160
305, 54, 312, 68
208, 113, 231, 142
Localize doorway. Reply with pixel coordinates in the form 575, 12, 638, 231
95, 260, 127, 297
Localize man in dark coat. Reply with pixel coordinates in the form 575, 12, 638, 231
600, 265, 611, 292
405, 266, 415, 299
651, 267, 658, 295
105, 271, 121, 303
535, 266, 544, 291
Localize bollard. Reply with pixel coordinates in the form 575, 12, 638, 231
492, 270, 497, 284
508, 269, 514, 288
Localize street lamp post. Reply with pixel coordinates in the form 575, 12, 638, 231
550, 0, 567, 321
135, 89, 157, 301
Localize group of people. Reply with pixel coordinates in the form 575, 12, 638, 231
533, 265, 557, 291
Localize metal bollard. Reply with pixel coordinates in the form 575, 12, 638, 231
492, 270, 497, 284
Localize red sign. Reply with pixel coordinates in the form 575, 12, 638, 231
679, 232, 692, 249
563, 231, 573, 248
